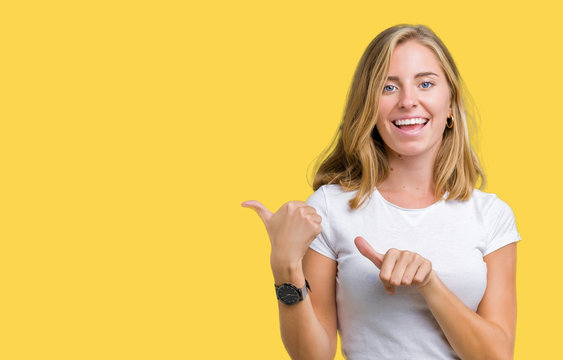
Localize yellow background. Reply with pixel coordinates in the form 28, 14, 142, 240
1, 0, 560, 359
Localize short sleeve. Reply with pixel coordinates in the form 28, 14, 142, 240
306, 186, 337, 260
483, 195, 522, 256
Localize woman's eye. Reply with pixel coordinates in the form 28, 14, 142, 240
383, 85, 396, 92
420, 81, 433, 89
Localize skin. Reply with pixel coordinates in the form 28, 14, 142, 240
242, 40, 517, 360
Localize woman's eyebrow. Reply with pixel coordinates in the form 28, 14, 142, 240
387, 72, 440, 81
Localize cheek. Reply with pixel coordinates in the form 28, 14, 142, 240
374, 118, 391, 143
377, 98, 393, 121
425, 91, 451, 115
374, 120, 385, 136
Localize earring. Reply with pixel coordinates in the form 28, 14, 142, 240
446, 116, 454, 129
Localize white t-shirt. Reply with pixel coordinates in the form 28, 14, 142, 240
306, 184, 521, 360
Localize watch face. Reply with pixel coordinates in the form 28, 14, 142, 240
277, 285, 300, 305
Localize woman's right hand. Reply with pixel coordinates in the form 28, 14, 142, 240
241, 200, 322, 275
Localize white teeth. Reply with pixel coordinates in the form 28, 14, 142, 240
393, 118, 428, 126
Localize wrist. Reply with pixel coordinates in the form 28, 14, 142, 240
271, 259, 305, 286
417, 270, 439, 296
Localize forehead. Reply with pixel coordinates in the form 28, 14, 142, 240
388, 40, 444, 76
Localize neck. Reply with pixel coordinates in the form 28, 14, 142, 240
379, 146, 438, 196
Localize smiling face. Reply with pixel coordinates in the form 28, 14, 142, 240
375, 40, 452, 159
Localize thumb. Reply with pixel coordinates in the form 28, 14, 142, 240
241, 200, 274, 225
354, 236, 384, 269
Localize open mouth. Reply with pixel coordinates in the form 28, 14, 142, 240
392, 117, 429, 132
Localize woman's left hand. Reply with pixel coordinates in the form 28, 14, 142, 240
354, 236, 435, 295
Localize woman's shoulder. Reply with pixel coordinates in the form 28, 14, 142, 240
468, 190, 521, 253
306, 184, 360, 211
468, 188, 509, 205
317, 183, 353, 195
312, 184, 361, 201
455, 188, 516, 217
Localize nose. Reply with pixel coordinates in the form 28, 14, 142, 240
398, 87, 418, 109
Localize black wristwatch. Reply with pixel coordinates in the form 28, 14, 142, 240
275, 280, 311, 305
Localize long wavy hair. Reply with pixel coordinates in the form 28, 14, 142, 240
310, 24, 485, 210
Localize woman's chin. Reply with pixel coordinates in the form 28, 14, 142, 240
387, 142, 441, 159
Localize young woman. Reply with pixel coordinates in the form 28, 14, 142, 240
242, 24, 521, 360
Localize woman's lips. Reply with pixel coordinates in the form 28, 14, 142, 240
393, 121, 428, 135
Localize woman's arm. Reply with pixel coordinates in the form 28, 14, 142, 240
418, 243, 517, 360
274, 248, 338, 360
355, 236, 517, 360
242, 200, 337, 360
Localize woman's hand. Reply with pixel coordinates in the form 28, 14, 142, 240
242, 200, 322, 274
354, 236, 435, 295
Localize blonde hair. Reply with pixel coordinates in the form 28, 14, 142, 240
311, 24, 485, 210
